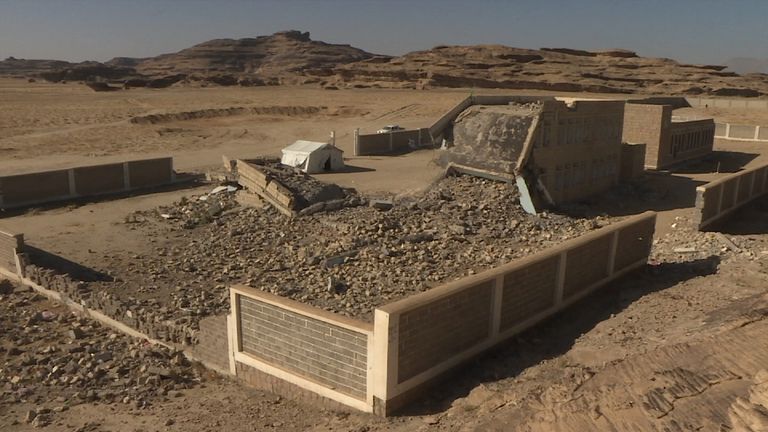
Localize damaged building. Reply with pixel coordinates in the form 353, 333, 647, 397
622, 102, 715, 170
439, 96, 626, 213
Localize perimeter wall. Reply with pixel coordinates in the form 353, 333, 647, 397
0, 157, 175, 210
694, 163, 768, 230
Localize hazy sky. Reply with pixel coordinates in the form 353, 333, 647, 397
1, 0, 767, 64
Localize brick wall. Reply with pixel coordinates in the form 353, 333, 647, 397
235, 362, 353, 412
622, 103, 714, 169
666, 120, 715, 167
397, 280, 493, 383
0, 230, 22, 274
191, 314, 230, 372
233, 288, 370, 401
499, 255, 559, 331
373, 211, 656, 415
622, 104, 666, 169
694, 163, 768, 230
563, 234, 613, 299
620, 143, 646, 180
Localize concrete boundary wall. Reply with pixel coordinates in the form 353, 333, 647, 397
687, 97, 768, 110
354, 128, 432, 156
0, 157, 175, 210
714, 123, 768, 142
370, 211, 656, 415
230, 286, 374, 412
694, 163, 768, 230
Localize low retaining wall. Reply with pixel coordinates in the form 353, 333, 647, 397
227, 211, 656, 414
230, 286, 374, 412
715, 123, 768, 142
687, 97, 768, 110
370, 211, 656, 415
0, 157, 175, 210
354, 128, 431, 156
694, 163, 768, 230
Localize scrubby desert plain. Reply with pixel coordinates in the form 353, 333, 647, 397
3, 76, 768, 431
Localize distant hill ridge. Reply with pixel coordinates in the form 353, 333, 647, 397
1, 30, 767, 97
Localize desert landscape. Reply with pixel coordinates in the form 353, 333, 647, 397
3, 19, 768, 432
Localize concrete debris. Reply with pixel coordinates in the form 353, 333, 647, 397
370, 199, 394, 211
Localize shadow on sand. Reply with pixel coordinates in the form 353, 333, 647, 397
397, 256, 721, 416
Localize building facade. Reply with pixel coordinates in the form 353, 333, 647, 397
622, 103, 715, 170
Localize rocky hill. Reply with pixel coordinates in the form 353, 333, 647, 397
131, 30, 378, 85
313, 45, 768, 96
2, 31, 768, 97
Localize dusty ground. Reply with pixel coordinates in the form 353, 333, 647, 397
4, 80, 768, 430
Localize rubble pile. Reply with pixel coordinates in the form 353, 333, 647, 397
103, 175, 613, 322
148, 186, 239, 229
0, 284, 201, 427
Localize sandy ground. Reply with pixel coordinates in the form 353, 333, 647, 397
4, 79, 768, 430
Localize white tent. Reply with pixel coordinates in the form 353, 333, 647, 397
280, 140, 345, 174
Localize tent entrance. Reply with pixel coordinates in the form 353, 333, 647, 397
323, 157, 331, 171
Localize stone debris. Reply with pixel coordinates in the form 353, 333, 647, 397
90, 175, 613, 324
0, 285, 202, 424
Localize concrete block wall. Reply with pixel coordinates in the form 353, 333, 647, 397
354, 128, 431, 156
714, 123, 768, 142
189, 314, 230, 373
623, 103, 714, 169
686, 97, 768, 110
622, 104, 668, 169
371, 211, 656, 415
532, 99, 625, 204
230, 286, 373, 411
0, 157, 175, 210
620, 143, 646, 180
694, 163, 768, 230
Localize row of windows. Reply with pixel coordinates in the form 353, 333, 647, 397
537, 117, 622, 148
670, 129, 714, 157
546, 155, 619, 191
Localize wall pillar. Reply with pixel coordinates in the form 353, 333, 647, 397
122, 162, 131, 190
725, 123, 731, 139
353, 129, 360, 156
67, 169, 77, 197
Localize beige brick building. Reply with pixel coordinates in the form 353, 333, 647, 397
622, 103, 715, 169
443, 96, 625, 209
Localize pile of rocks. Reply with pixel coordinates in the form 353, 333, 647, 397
0, 284, 201, 427
101, 175, 612, 322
